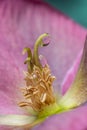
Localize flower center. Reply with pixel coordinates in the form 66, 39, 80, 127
19, 34, 56, 113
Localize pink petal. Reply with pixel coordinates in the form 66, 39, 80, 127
0, 0, 86, 115
33, 106, 87, 130
62, 51, 82, 94
0, 126, 25, 130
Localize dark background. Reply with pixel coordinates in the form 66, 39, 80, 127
45, 0, 87, 28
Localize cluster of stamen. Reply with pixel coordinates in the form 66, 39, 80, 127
19, 65, 56, 112
19, 33, 56, 112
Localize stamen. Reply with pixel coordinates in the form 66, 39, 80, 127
40, 93, 47, 103
19, 65, 56, 112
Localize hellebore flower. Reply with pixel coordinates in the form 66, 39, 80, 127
0, 0, 87, 130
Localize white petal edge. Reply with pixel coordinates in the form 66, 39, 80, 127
0, 115, 35, 126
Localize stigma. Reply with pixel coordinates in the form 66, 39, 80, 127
19, 34, 56, 113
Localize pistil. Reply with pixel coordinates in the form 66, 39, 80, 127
33, 33, 49, 68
